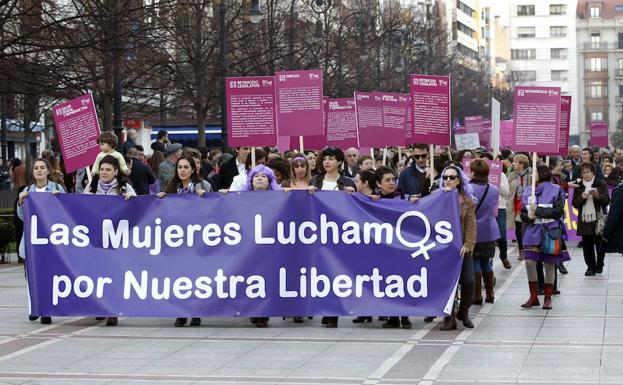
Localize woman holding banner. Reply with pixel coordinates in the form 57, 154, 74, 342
17, 158, 66, 325
84, 155, 136, 326
469, 159, 500, 308
310, 146, 355, 328
156, 156, 211, 327
572, 162, 610, 276
520, 165, 570, 310
436, 165, 477, 331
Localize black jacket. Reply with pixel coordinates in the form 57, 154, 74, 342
310, 173, 356, 190
571, 179, 610, 236
129, 157, 156, 195
213, 156, 242, 190
602, 184, 623, 254
342, 165, 359, 179
397, 165, 430, 196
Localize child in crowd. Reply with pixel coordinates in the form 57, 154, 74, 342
91, 132, 129, 176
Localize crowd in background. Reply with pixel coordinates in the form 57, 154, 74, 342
11, 129, 623, 329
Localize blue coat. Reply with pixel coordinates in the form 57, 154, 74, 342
470, 181, 501, 242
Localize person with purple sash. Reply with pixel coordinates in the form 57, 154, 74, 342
469, 159, 501, 307
520, 165, 571, 310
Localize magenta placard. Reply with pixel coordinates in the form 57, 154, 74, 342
411, 75, 451, 146
355, 91, 384, 147
275, 70, 324, 136
380, 93, 407, 146
481, 118, 491, 149
558, 96, 571, 156
277, 135, 290, 153
226, 76, 277, 147
327, 98, 358, 149
500, 120, 514, 148
462, 158, 502, 188
590, 121, 609, 147
404, 94, 413, 145
289, 134, 327, 151
464, 116, 483, 134
52, 93, 102, 173
512, 86, 561, 154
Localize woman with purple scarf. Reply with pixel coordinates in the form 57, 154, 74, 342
520, 165, 571, 310
221, 164, 280, 327
84, 155, 136, 326
469, 159, 501, 307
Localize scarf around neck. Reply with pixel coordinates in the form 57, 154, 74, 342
98, 179, 118, 195
581, 178, 597, 223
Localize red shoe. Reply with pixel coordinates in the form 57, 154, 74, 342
521, 281, 540, 308
542, 284, 553, 310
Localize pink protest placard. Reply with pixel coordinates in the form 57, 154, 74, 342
52, 93, 101, 173
410, 74, 451, 146
559, 96, 571, 156
500, 120, 514, 148
327, 98, 358, 149
226, 76, 277, 147
380, 92, 407, 146
590, 121, 609, 147
355, 91, 384, 147
404, 94, 413, 145
464, 115, 483, 134
289, 134, 327, 151
512, 86, 561, 154
275, 70, 324, 136
462, 158, 502, 188
277, 135, 290, 153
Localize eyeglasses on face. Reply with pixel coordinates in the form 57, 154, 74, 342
412, 154, 427, 160
442, 175, 458, 181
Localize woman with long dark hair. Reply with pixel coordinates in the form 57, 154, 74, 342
17, 158, 66, 325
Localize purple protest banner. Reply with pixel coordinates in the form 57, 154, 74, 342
564, 188, 581, 242
24, 191, 463, 317
226, 76, 277, 147
500, 120, 514, 148
410, 75, 451, 146
590, 121, 609, 147
355, 91, 384, 147
327, 98, 358, 149
52, 93, 101, 173
512, 86, 561, 153
275, 70, 324, 136
559, 96, 571, 156
380, 92, 408, 146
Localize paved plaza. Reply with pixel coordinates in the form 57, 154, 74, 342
1, 245, 622, 385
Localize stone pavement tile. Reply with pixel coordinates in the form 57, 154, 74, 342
557, 276, 608, 296
600, 346, 623, 383
603, 318, 623, 344
544, 294, 606, 317
488, 293, 547, 316
381, 343, 448, 380
466, 315, 544, 343
606, 279, 623, 296
436, 345, 530, 382
535, 317, 604, 344
518, 346, 601, 383
605, 295, 623, 316
287, 342, 400, 378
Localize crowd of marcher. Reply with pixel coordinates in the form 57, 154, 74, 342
13, 129, 623, 329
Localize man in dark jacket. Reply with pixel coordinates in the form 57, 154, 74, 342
602, 183, 623, 255
343, 147, 360, 179
398, 144, 431, 197
213, 147, 250, 190
127, 148, 156, 195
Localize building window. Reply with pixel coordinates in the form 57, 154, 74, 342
550, 4, 566, 15
618, 32, 623, 49
586, 57, 608, 71
617, 58, 623, 75
457, 1, 475, 17
517, 5, 535, 16
591, 32, 601, 48
591, 112, 604, 121
511, 49, 536, 59
586, 81, 608, 99
550, 26, 567, 37
590, 5, 601, 18
512, 71, 537, 82
518, 26, 536, 38
619, 85, 623, 97
551, 70, 567, 81
617, 5, 623, 12
457, 43, 478, 60
457, 22, 476, 38
551, 48, 567, 59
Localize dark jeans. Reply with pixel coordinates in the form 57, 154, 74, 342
497, 209, 507, 260
515, 221, 524, 251
582, 234, 605, 272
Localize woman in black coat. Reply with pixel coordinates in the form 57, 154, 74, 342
572, 162, 610, 276
602, 183, 623, 254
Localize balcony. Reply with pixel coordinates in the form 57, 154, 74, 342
581, 42, 623, 51
616, 69, 623, 78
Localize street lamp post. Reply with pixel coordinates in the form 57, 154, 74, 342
112, 0, 123, 139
